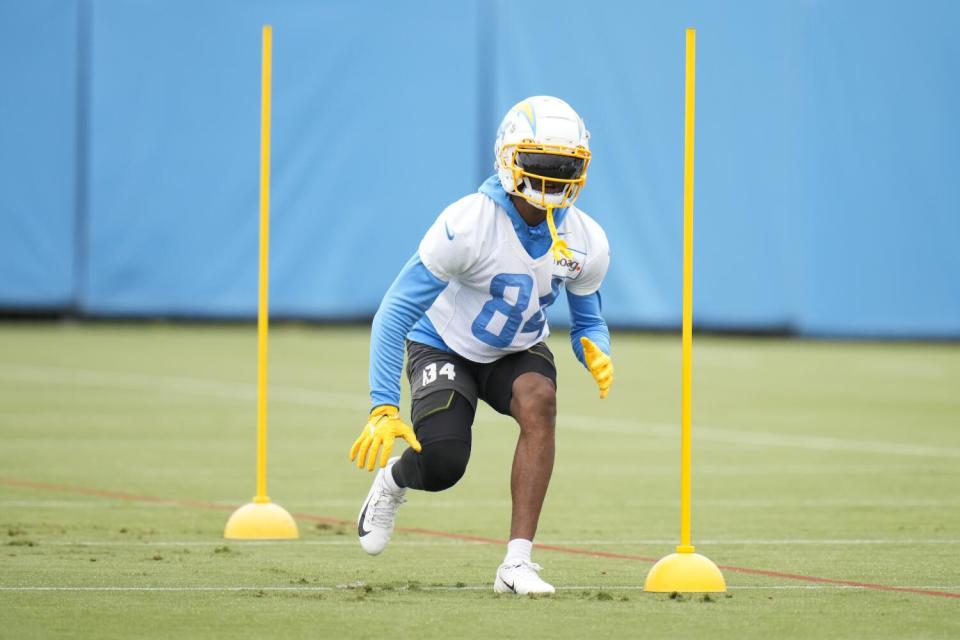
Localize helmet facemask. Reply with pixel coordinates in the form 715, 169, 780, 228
502, 142, 591, 210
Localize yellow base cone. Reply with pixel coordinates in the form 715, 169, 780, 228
223, 499, 299, 540
644, 549, 726, 593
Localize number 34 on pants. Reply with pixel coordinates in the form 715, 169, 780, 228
422, 362, 456, 387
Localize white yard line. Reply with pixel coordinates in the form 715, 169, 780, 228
16, 540, 485, 547
562, 414, 960, 459
2, 363, 958, 460
723, 585, 960, 591
0, 499, 228, 508
0, 500, 132, 508
18, 538, 960, 547
4, 497, 959, 509
0, 586, 336, 592
0, 365, 365, 408
0, 584, 957, 592
542, 538, 960, 545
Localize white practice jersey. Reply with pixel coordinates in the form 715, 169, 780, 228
418, 192, 610, 363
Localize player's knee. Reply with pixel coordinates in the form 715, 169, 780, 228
511, 374, 556, 431
418, 439, 470, 492
405, 391, 474, 492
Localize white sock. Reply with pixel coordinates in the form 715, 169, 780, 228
382, 460, 403, 493
504, 538, 533, 565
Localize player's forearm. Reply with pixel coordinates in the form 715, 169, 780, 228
567, 290, 610, 366
369, 254, 448, 408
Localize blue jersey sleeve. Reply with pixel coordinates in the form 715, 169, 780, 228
567, 289, 611, 366
369, 253, 448, 408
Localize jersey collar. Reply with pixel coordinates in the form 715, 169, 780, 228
478, 174, 569, 260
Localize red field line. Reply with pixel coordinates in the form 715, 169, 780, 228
2, 477, 958, 600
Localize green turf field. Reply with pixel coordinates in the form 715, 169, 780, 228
1, 323, 958, 639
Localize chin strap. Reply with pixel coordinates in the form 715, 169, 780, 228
545, 205, 573, 261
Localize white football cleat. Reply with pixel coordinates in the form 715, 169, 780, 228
493, 560, 556, 595
357, 457, 406, 555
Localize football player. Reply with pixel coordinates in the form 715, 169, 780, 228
349, 96, 613, 595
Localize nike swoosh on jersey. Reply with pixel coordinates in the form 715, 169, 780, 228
358, 502, 372, 537
444, 221, 455, 241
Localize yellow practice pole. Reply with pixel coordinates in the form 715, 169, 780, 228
678, 27, 696, 554
222, 25, 297, 539
643, 28, 723, 590
255, 24, 272, 504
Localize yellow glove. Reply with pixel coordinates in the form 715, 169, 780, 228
580, 336, 614, 399
349, 405, 422, 471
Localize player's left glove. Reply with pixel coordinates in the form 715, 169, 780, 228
580, 336, 614, 399
349, 405, 422, 471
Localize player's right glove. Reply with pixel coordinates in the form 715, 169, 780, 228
349, 405, 422, 471
580, 336, 614, 399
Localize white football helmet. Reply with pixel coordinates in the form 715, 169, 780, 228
494, 96, 591, 209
